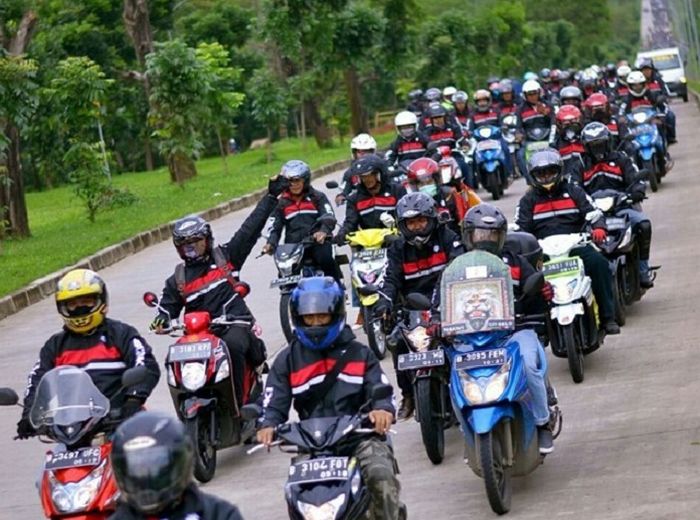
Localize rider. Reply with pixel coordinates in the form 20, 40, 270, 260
582, 92, 628, 150
615, 65, 632, 101
17, 269, 161, 439
375, 192, 465, 419
256, 277, 404, 520
406, 89, 424, 116
516, 79, 556, 182
461, 204, 555, 454
385, 111, 430, 168
580, 122, 654, 288
553, 105, 586, 183
423, 103, 472, 187
469, 88, 514, 179
452, 90, 470, 131
498, 79, 519, 115
110, 411, 245, 519
514, 149, 621, 335
442, 85, 457, 112
638, 58, 677, 144
559, 85, 584, 110
336, 133, 384, 205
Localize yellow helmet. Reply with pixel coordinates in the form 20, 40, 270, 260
56, 269, 108, 334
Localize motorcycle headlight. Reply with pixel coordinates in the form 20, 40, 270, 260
638, 133, 652, 145
214, 359, 230, 383
298, 494, 346, 520
459, 363, 510, 405
182, 362, 207, 391
50, 460, 105, 513
619, 226, 633, 249
277, 253, 302, 274
167, 365, 176, 387
406, 327, 431, 352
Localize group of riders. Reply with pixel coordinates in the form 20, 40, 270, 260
12, 56, 675, 519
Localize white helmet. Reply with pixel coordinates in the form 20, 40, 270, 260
522, 79, 541, 95
395, 111, 418, 138
442, 86, 457, 99
626, 70, 647, 97
350, 133, 377, 152
617, 65, 631, 80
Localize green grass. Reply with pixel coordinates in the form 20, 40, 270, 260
688, 79, 700, 95
0, 133, 393, 297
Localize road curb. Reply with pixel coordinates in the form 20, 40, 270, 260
690, 87, 700, 111
0, 159, 350, 321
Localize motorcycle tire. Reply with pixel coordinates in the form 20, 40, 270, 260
643, 158, 658, 192
363, 306, 387, 360
622, 246, 641, 305
487, 175, 501, 201
560, 323, 584, 384
186, 414, 217, 483
279, 293, 294, 343
478, 429, 512, 515
415, 378, 444, 465
613, 269, 626, 327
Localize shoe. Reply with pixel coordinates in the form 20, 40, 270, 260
397, 397, 415, 421
537, 426, 554, 455
668, 138, 677, 145
352, 311, 364, 330
603, 320, 621, 335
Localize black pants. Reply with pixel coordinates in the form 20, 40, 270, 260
304, 242, 343, 282
218, 325, 267, 406
391, 338, 413, 399
572, 245, 615, 322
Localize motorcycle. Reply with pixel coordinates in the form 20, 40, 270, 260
501, 114, 520, 177
627, 106, 667, 192
346, 227, 398, 360
420, 250, 561, 514
0, 365, 147, 519
394, 296, 453, 465
523, 126, 552, 163
244, 385, 406, 520
143, 287, 261, 482
539, 233, 601, 383
472, 125, 508, 200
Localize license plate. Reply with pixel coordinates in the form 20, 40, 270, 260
454, 348, 506, 370
356, 249, 385, 261
287, 457, 351, 484
270, 274, 302, 288
606, 217, 627, 230
45, 447, 101, 470
168, 341, 212, 362
543, 258, 580, 277
397, 350, 445, 371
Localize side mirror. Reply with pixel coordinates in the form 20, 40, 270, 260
521, 272, 545, 299
143, 292, 159, 308
357, 284, 379, 297
371, 384, 393, 402
325, 180, 339, 190
406, 292, 432, 310
240, 403, 263, 421
233, 281, 251, 298
121, 366, 149, 388
0, 388, 19, 406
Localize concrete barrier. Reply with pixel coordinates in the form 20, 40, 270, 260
0, 159, 351, 321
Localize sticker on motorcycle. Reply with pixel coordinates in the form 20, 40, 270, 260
397, 350, 445, 371
442, 278, 514, 335
45, 447, 101, 470
288, 457, 351, 484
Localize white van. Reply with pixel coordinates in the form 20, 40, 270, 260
636, 47, 688, 102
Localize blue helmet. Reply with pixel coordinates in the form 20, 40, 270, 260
290, 277, 346, 350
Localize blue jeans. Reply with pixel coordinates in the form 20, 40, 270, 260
511, 329, 550, 426
664, 107, 676, 141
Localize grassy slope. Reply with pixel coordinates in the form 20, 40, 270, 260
0, 134, 392, 297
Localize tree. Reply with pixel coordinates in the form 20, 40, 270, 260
249, 68, 288, 163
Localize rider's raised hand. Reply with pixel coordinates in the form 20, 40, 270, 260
149, 316, 169, 334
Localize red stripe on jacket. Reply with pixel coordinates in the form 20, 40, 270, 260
183, 262, 236, 295
403, 251, 448, 275
533, 198, 577, 214
583, 162, 622, 182
283, 200, 318, 217
559, 142, 585, 156
56, 343, 122, 366
290, 359, 367, 387
356, 195, 397, 211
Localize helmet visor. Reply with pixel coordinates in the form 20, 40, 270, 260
294, 287, 341, 316
533, 166, 559, 186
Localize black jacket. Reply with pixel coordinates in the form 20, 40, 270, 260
267, 188, 336, 247
381, 225, 464, 303
580, 151, 645, 198
619, 90, 662, 115
339, 154, 392, 198
108, 484, 244, 520
554, 137, 586, 182
515, 182, 605, 239
424, 123, 464, 150
337, 182, 406, 241
22, 318, 160, 418
157, 193, 278, 321
386, 133, 430, 166
516, 101, 555, 140
260, 327, 394, 428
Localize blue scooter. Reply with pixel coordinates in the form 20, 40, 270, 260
627, 106, 666, 193
472, 125, 508, 200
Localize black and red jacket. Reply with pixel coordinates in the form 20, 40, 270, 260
260, 327, 395, 428
499, 101, 519, 116
386, 132, 430, 166
339, 154, 390, 198
424, 123, 464, 150
516, 101, 555, 140
554, 137, 586, 182
515, 182, 605, 239
337, 182, 406, 241
158, 193, 278, 321
580, 151, 645, 199
620, 90, 661, 114
381, 225, 464, 302
453, 107, 470, 129
22, 318, 160, 419
267, 187, 336, 247
468, 108, 501, 132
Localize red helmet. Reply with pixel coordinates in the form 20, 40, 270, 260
582, 92, 610, 121
406, 158, 441, 195
555, 105, 583, 129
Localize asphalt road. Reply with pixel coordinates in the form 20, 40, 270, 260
1, 100, 699, 519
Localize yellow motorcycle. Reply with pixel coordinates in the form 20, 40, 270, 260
346, 227, 398, 360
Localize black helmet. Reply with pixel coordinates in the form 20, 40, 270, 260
172, 215, 212, 264
425, 87, 441, 102
462, 203, 507, 255
408, 89, 423, 102
527, 148, 564, 191
396, 192, 438, 246
637, 57, 654, 70
581, 121, 611, 161
111, 412, 194, 515
427, 103, 447, 119
350, 154, 385, 183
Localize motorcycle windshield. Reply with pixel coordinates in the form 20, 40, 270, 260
29, 366, 110, 429
347, 228, 394, 249
439, 251, 515, 337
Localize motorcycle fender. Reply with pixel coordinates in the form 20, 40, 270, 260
550, 303, 584, 326
639, 147, 653, 161
485, 160, 499, 173
359, 293, 379, 306
182, 396, 216, 420
469, 405, 515, 435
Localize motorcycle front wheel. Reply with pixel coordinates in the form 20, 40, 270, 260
279, 292, 294, 343
642, 157, 659, 192
186, 413, 217, 483
362, 306, 387, 360
613, 269, 627, 327
478, 429, 512, 515
415, 378, 444, 464
560, 323, 584, 383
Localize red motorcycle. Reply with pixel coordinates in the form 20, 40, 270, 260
143, 282, 262, 483
0, 365, 146, 519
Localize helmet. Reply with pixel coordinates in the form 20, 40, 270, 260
559, 70, 571, 84
56, 269, 108, 334
473, 89, 492, 112
605, 62, 616, 76
172, 215, 213, 264
559, 85, 583, 106
396, 192, 438, 246
523, 71, 538, 81
499, 79, 513, 94
555, 105, 583, 139
462, 204, 507, 255
350, 133, 377, 159
425, 87, 441, 102
406, 158, 440, 197
453, 90, 468, 104
527, 148, 563, 191
636, 57, 653, 70
550, 68, 561, 82
582, 92, 610, 122
290, 277, 345, 351
427, 104, 447, 128
408, 89, 423, 102
627, 71, 647, 97
581, 121, 611, 161
111, 412, 193, 515
442, 86, 457, 99
395, 110, 418, 138
281, 159, 311, 183
617, 65, 631, 82
350, 154, 385, 183
539, 68, 552, 83
590, 64, 602, 78
522, 79, 541, 97
580, 75, 598, 96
